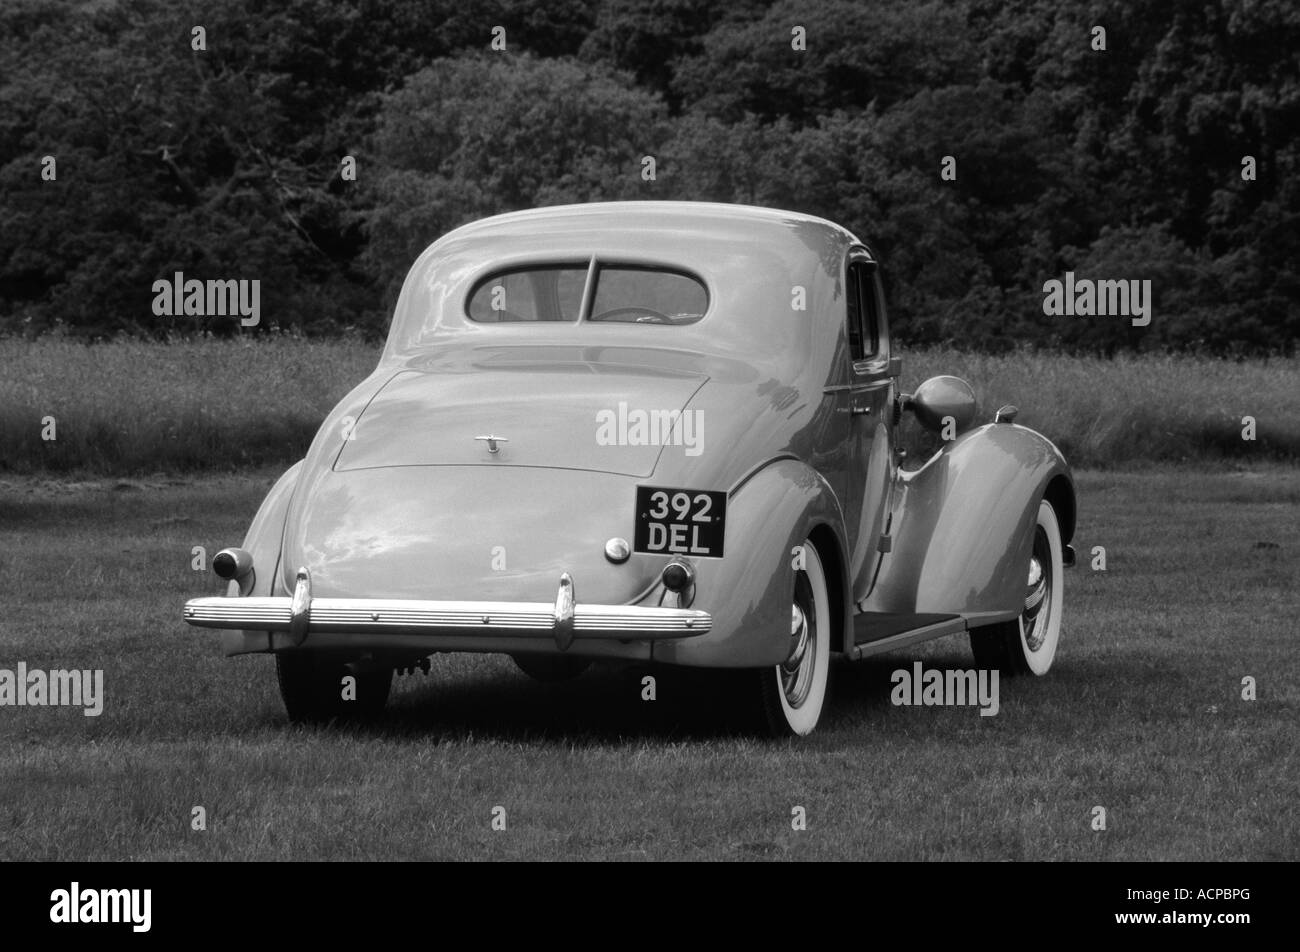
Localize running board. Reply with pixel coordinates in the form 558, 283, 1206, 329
849, 614, 969, 661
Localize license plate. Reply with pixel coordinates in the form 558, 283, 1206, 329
634, 487, 727, 557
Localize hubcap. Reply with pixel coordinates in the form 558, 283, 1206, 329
1023, 526, 1052, 651
781, 576, 816, 707
786, 605, 809, 667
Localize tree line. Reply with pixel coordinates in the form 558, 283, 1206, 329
1, 0, 1296, 353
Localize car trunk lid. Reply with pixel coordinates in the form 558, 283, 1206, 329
333, 367, 708, 478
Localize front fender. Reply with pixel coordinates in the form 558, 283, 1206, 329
652, 458, 848, 668
219, 461, 302, 655
863, 423, 1074, 622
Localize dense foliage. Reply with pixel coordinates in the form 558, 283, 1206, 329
1, 0, 1296, 352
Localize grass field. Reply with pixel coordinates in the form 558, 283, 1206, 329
2, 338, 1298, 473
1, 466, 1296, 860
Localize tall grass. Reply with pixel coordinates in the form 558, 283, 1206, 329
902, 348, 1300, 466
1, 338, 377, 474
1, 338, 1296, 474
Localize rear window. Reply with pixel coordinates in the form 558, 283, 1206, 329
589, 266, 707, 324
466, 263, 707, 325
467, 266, 586, 322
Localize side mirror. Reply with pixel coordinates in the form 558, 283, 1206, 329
906, 375, 978, 435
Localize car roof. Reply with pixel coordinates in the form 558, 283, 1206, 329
416, 200, 866, 294
434, 202, 866, 265
383, 202, 865, 371
445, 201, 860, 240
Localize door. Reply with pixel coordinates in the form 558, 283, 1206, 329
843, 252, 898, 604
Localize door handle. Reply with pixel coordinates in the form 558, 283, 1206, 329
851, 405, 873, 416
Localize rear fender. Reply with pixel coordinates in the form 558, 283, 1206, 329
652, 458, 849, 668
220, 461, 302, 655
863, 424, 1075, 623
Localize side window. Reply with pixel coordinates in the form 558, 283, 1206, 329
846, 258, 882, 362
859, 267, 881, 358
846, 262, 864, 360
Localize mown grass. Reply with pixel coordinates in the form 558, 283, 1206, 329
0, 467, 1296, 860
1, 338, 1297, 473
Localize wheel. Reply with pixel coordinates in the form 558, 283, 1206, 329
755, 539, 831, 736
511, 654, 591, 682
275, 652, 392, 723
970, 500, 1064, 675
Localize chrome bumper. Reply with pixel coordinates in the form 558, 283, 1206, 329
183, 569, 710, 651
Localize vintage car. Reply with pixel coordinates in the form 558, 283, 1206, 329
183, 201, 1076, 736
